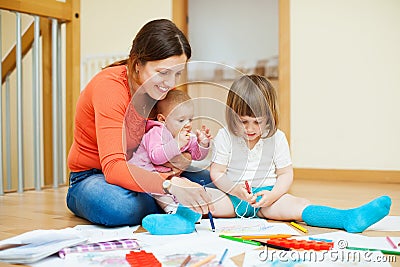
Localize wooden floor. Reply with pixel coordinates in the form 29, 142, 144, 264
1, 179, 399, 266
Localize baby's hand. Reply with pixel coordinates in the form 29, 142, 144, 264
176, 130, 190, 148
196, 125, 212, 148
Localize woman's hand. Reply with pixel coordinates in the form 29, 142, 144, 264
168, 177, 214, 214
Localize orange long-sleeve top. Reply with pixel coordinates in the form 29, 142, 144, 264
67, 65, 165, 194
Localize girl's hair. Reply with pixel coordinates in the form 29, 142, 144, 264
226, 75, 278, 138
105, 19, 191, 85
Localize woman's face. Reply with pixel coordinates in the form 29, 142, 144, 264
136, 54, 187, 100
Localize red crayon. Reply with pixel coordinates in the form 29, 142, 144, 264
386, 236, 397, 249
245, 180, 251, 194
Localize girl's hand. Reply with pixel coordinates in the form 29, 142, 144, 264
169, 177, 214, 214
231, 184, 254, 204
196, 125, 212, 148
250, 190, 278, 208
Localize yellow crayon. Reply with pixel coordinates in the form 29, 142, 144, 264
290, 222, 308, 233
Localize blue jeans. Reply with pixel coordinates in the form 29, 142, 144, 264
181, 167, 215, 188
66, 168, 212, 226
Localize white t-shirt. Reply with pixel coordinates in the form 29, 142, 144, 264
212, 128, 292, 187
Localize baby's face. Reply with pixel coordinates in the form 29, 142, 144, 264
164, 102, 194, 138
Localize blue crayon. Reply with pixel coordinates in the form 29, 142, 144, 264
308, 237, 333, 242
208, 211, 215, 232
218, 248, 228, 265
200, 180, 215, 232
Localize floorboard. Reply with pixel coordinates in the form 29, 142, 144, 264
1, 179, 399, 266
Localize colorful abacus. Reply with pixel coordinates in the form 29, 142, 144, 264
125, 250, 161, 267
267, 238, 334, 251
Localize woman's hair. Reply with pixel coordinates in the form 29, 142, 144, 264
106, 19, 191, 84
226, 75, 278, 138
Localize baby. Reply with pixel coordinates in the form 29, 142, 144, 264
128, 89, 212, 213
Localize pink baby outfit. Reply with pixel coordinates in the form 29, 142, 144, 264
128, 120, 209, 172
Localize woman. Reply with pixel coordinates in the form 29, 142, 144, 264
67, 19, 214, 226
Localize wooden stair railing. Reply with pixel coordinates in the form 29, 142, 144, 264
0, 0, 80, 188
1, 23, 34, 82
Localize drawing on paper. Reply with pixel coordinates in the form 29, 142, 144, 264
67, 251, 130, 267
215, 218, 272, 235
162, 252, 219, 267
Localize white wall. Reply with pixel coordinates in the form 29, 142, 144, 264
81, 0, 172, 57
80, 0, 172, 88
188, 0, 278, 67
186, 0, 279, 140
290, 0, 400, 170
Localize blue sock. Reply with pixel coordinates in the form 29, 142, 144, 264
142, 205, 201, 235
302, 196, 391, 233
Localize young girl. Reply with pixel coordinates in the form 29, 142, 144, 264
128, 90, 212, 214
207, 74, 391, 233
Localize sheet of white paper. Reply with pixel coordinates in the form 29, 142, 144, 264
366, 216, 400, 231
153, 250, 236, 267
197, 218, 300, 236
0, 228, 83, 245
133, 231, 200, 248
32, 250, 131, 267
26, 220, 398, 267
33, 231, 251, 267
147, 233, 256, 256
0, 225, 139, 265
0, 228, 87, 264
145, 232, 255, 266
73, 225, 139, 243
